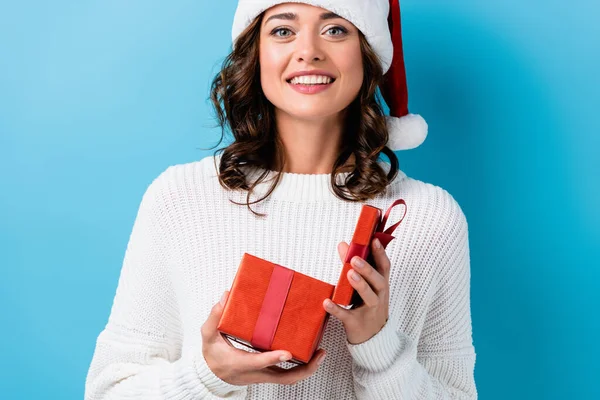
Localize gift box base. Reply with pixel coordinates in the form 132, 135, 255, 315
217, 253, 334, 364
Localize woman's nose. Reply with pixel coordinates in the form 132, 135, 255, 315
294, 33, 325, 63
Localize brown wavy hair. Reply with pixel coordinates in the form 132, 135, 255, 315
204, 11, 400, 217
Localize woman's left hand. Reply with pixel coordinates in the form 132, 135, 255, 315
323, 238, 390, 345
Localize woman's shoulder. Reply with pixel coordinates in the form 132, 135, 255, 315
164, 154, 219, 179
139, 155, 220, 208
148, 154, 220, 188
383, 164, 468, 232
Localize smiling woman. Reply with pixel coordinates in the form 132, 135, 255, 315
209, 2, 428, 215
210, 3, 398, 214
84, 1, 477, 399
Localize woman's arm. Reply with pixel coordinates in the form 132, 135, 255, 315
84, 168, 248, 399
346, 193, 477, 399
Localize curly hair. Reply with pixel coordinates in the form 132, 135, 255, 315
204, 11, 400, 217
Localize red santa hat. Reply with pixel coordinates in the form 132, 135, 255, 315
232, 0, 428, 151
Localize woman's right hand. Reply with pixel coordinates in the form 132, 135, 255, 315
201, 291, 327, 386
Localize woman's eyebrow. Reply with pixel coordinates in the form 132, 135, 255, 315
265, 11, 342, 24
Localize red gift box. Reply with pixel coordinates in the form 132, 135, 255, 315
217, 199, 407, 364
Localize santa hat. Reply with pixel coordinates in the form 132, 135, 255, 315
231, 0, 428, 151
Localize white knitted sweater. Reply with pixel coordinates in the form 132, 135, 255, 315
85, 153, 477, 399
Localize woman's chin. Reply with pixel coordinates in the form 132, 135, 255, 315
280, 101, 341, 117
284, 109, 338, 121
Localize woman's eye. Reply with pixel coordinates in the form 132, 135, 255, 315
326, 26, 348, 36
272, 28, 292, 37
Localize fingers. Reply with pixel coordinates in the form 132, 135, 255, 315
370, 238, 391, 280
338, 240, 389, 292
242, 348, 293, 370
323, 297, 352, 322
201, 291, 229, 342
241, 349, 326, 386
262, 349, 327, 386
351, 254, 386, 289
337, 241, 349, 262
346, 268, 380, 307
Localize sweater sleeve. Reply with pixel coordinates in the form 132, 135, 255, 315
346, 193, 477, 399
84, 168, 248, 400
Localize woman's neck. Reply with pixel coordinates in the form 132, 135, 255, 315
273, 109, 352, 174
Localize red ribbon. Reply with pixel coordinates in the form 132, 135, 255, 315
375, 198, 407, 247
347, 199, 408, 260
251, 264, 294, 351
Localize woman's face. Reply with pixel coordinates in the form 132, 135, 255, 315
259, 3, 363, 121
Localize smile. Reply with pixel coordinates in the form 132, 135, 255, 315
286, 76, 336, 95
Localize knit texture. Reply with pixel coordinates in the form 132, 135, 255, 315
85, 153, 477, 399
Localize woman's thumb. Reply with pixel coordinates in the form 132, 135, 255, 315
202, 291, 229, 339
219, 290, 229, 307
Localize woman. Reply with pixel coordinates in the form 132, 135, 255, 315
85, 1, 477, 399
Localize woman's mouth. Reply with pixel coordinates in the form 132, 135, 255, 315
286, 76, 336, 94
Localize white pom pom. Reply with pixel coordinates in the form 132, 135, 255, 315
385, 114, 428, 151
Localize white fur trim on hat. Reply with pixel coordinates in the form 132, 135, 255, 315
385, 114, 428, 151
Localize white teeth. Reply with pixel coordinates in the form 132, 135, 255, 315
289, 75, 333, 85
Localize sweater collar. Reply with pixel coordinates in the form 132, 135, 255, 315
242, 159, 400, 203
251, 167, 351, 203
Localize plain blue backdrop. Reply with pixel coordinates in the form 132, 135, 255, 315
1, 1, 598, 399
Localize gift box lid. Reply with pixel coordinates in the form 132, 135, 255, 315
332, 199, 407, 307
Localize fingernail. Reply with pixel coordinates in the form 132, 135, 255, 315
324, 300, 333, 310
220, 291, 228, 306
280, 353, 292, 362
352, 257, 364, 268
350, 270, 360, 281
374, 238, 381, 249
317, 352, 326, 365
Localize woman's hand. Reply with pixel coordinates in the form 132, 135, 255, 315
201, 291, 326, 386
323, 238, 390, 345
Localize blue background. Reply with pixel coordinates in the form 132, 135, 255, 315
1, 1, 598, 399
